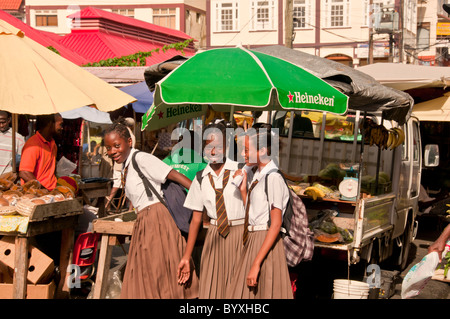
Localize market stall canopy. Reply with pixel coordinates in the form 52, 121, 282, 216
142, 46, 349, 131
252, 46, 413, 124
412, 92, 450, 122
0, 20, 136, 115
119, 81, 154, 113
357, 62, 450, 91
60, 106, 112, 124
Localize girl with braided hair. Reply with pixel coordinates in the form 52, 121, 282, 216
104, 120, 199, 299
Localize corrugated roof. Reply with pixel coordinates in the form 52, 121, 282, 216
59, 29, 194, 66
0, 0, 22, 10
0, 10, 89, 65
59, 7, 195, 66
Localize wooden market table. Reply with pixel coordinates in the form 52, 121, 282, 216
91, 210, 209, 299
79, 180, 112, 218
91, 210, 136, 299
0, 198, 83, 299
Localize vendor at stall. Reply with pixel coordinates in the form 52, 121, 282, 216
19, 113, 63, 191
0, 111, 25, 174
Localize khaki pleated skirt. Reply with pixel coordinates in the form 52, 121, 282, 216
226, 230, 293, 299
199, 223, 244, 299
120, 203, 199, 299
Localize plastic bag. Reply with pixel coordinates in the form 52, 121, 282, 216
401, 251, 440, 299
56, 156, 77, 176
87, 269, 123, 299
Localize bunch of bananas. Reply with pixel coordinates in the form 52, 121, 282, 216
386, 127, 405, 150
363, 120, 405, 150
304, 186, 325, 200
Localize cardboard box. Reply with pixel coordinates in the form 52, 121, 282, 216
0, 280, 55, 299
0, 237, 54, 284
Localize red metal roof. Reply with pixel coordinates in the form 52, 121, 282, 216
0, 10, 89, 65
59, 7, 195, 66
59, 29, 194, 66
0, 0, 22, 10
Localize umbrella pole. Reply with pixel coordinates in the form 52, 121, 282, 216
12, 114, 17, 174
317, 112, 327, 171
229, 105, 235, 124
285, 112, 295, 172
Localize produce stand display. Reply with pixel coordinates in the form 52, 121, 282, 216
0, 198, 83, 299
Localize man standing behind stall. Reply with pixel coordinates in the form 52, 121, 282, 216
19, 113, 63, 191
0, 111, 25, 174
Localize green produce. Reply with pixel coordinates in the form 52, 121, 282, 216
319, 221, 338, 234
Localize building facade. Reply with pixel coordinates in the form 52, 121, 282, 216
206, 0, 422, 66
24, 0, 207, 48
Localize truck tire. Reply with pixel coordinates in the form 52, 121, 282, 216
399, 218, 413, 271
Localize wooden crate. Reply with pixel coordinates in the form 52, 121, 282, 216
0, 236, 54, 284
0, 280, 55, 299
24, 198, 83, 222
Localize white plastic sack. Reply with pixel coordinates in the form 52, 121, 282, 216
56, 156, 77, 176
401, 251, 440, 299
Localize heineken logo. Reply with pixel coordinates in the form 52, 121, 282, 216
161, 104, 203, 118
287, 91, 335, 107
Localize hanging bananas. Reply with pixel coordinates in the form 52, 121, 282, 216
363, 121, 405, 150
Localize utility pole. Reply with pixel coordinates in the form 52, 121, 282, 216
285, 0, 294, 48
368, 0, 374, 64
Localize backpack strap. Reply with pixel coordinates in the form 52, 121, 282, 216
131, 151, 168, 208
264, 169, 292, 235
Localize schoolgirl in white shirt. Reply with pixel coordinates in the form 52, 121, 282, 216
177, 121, 246, 298
226, 123, 293, 299
104, 121, 199, 299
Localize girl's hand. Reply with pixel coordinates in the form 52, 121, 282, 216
246, 263, 260, 287
177, 258, 191, 285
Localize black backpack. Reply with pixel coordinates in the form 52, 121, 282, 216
131, 151, 192, 237
264, 169, 314, 267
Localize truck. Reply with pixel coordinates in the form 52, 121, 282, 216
271, 109, 437, 271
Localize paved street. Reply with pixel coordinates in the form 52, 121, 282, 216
77, 214, 450, 300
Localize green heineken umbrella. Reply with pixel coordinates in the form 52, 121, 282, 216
142, 46, 349, 131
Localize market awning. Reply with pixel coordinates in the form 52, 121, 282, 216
412, 92, 450, 122
60, 106, 112, 123
143, 47, 414, 125
119, 81, 153, 113
357, 62, 450, 91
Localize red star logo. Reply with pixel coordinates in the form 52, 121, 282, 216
287, 91, 294, 103
157, 111, 164, 119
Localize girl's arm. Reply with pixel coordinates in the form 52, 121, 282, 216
177, 210, 202, 284
167, 168, 192, 190
246, 207, 282, 287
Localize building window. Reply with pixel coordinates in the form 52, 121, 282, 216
35, 15, 58, 26
417, 22, 430, 50
293, 0, 311, 29
215, 1, 239, 32
324, 0, 350, 27
250, 1, 275, 30
111, 9, 135, 18
153, 8, 176, 29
